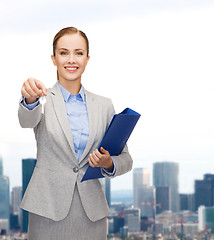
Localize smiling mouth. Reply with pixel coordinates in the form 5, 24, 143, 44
65, 67, 78, 71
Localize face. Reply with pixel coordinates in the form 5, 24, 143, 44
51, 33, 90, 86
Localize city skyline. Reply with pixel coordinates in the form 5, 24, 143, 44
2, 155, 214, 197
2, 159, 214, 236
0, 0, 214, 194
2, 152, 214, 194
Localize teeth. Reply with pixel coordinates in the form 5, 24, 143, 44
66, 67, 77, 70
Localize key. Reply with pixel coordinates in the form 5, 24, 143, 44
39, 95, 46, 114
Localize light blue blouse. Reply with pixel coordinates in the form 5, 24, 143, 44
58, 83, 89, 161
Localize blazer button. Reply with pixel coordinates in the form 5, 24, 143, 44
73, 167, 79, 173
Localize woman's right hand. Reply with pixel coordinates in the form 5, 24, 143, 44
21, 78, 47, 104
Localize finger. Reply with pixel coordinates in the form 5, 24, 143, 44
28, 79, 44, 96
23, 81, 39, 98
90, 153, 100, 163
94, 149, 102, 158
89, 154, 99, 167
21, 86, 32, 99
88, 158, 96, 168
35, 80, 47, 96
100, 147, 109, 155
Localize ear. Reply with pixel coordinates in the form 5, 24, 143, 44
51, 55, 56, 66
86, 55, 90, 64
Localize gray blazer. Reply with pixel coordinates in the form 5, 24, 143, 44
18, 82, 133, 222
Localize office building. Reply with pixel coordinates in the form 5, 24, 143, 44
198, 206, 214, 233
133, 168, 154, 218
99, 178, 110, 207
171, 223, 198, 236
10, 213, 20, 230
124, 207, 141, 232
113, 215, 125, 234
138, 186, 155, 218
0, 176, 10, 232
198, 206, 205, 232
108, 212, 125, 234
156, 186, 170, 214
0, 219, 9, 234
11, 186, 22, 214
205, 207, 214, 233
133, 168, 150, 208
0, 156, 10, 233
153, 162, 179, 212
194, 174, 214, 211
11, 186, 22, 227
120, 226, 128, 239
105, 178, 111, 207
180, 193, 195, 212
22, 158, 37, 233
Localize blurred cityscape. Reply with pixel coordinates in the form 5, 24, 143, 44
1, 156, 214, 239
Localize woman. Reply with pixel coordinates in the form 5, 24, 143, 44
18, 27, 133, 240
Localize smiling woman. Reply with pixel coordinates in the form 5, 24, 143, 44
18, 26, 133, 240
51, 29, 90, 94
52, 27, 90, 87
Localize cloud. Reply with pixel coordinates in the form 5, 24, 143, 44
1, 0, 214, 34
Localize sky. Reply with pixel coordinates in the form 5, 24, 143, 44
0, 0, 214, 194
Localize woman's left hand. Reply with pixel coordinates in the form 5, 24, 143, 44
88, 147, 114, 172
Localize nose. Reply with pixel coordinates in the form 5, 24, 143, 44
67, 53, 76, 63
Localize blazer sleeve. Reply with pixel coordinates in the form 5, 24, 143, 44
18, 97, 43, 128
101, 100, 133, 178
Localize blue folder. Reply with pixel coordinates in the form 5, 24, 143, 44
81, 108, 141, 182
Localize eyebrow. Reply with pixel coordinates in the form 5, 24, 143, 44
58, 48, 85, 51
58, 48, 68, 51
75, 49, 84, 51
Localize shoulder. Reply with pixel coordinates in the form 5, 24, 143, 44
84, 89, 115, 121
85, 89, 113, 106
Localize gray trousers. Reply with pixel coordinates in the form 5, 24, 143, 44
28, 186, 107, 240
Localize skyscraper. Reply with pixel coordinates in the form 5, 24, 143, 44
133, 168, 150, 207
180, 193, 195, 212
22, 158, 37, 233
99, 178, 111, 207
0, 156, 10, 233
105, 178, 111, 207
11, 186, 22, 227
156, 186, 170, 214
153, 162, 179, 212
194, 174, 214, 211
138, 186, 155, 218
198, 206, 214, 233
133, 168, 154, 218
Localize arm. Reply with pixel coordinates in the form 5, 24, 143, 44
22, 97, 40, 110
101, 144, 133, 178
88, 147, 116, 175
18, 78, 47, 128
18, 98, 42, 128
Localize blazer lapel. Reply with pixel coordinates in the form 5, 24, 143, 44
50, 82, 77, 159
79, 89, 99, 164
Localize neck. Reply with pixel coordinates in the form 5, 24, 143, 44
58, 79, 81, 95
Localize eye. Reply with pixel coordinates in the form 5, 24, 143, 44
76, 52, 83, 56
60, 51, 67, 55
